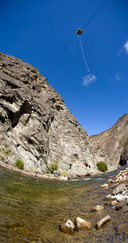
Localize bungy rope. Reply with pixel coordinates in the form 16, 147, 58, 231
79, 36, 90, 73
69, 36, 77, 54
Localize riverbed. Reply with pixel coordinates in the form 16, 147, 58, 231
0, 166, 127, 243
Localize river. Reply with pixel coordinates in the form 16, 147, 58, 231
0, 166, 127, 243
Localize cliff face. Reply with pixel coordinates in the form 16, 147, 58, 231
119, 137, 128, 166
0, 52, 98, 178
91, 114, 128, 168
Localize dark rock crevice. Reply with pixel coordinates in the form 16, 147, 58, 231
0, 114, 5, 123
119, 139, 128, 166
11, 100, 32, 127
0, 94, 15, 103
0, 100, 32, 128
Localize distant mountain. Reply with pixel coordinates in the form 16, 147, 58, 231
91, 114, 128, 168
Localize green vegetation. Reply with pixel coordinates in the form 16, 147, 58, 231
50, 159, 59, 174
97, 162, 108, 172
61, 170, 67, 176
2, 149, 10, 154
30, 169, 35, 174
15, 159, 24, 170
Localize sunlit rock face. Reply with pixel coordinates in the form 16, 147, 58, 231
0, 52, 98, 177
119, 138, 128, 166
91, 114, 128, 169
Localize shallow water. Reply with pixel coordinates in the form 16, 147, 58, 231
0, 166, 127, 243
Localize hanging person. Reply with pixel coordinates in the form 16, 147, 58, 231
76, 29, 83, 37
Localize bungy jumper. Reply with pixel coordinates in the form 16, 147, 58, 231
76, 28, 83, 37
76, 29, 90, 73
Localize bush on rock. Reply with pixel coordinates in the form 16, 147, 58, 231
97, 162, 108, 172
15, 159, 24, 170
50, 159, 59, 173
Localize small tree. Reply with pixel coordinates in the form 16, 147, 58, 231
50, 159, 59, 174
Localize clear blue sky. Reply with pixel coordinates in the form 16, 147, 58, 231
0, 0, 128, 135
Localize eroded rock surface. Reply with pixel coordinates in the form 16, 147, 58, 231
91, 114, 128, 169
0, 52, 98, 178
120, 138, 128, 166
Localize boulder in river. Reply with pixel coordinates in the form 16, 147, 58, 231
91, 205, 104, 212
111, 200, 118, 206
59, 219, 75, 234
75, 217, 92, 230
101, 183, 109, 188
105, 194, 113, 200
95, 215, 111, 229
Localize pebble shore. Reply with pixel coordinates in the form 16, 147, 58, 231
59, 166, 128, 234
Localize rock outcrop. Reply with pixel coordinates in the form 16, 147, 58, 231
0, 52, 98, 178
91, 114, 128, 169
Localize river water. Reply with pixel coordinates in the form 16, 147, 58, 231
0, 166, 127, 243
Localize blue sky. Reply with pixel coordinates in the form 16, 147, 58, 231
0, 0, 128, 135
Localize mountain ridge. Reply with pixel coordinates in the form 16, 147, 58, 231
91, 113, 128, 168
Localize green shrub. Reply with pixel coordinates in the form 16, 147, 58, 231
61, 170, 67, 176
50, 159, 59, 174
15, 159, 24, 170
97, 162, 108, 172
30, 169, 35, 174
2, 149, 10, 154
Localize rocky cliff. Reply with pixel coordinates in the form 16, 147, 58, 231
0, 52, 98, 178
0, 52, 127, 179
91, 114, 128, 168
